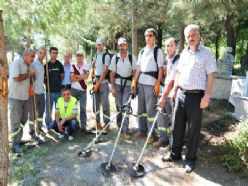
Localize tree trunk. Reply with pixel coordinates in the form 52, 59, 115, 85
0, 10, 9, 186
157, 24, 163, 48
26, 26, 31, 49
179, 24, 185, 53
132, 8, 138, 57
226, 15, 236, 56
215, 30, 221, 61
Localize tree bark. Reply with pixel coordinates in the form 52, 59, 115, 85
0, 10, 9, 186
215, 30, 221, 61
226, 15, 236, 56
157, 24, 163, 48
179, 24, 185, 53
132, 8, 138, 57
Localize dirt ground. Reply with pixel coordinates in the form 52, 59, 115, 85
8, 94, 248, 186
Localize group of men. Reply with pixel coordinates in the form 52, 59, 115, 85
8, 24, 217, 173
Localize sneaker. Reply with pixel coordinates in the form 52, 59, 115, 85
124, 133, 131, 141
59, 134, 64, 139
135, 131, 147, 138
153, 141, 169, 148
185, 161, 195, 173
68, 136, 74, 141
147, 137, 155, 144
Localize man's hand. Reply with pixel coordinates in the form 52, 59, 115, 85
29, 68, 35, 77
200, 94, 210, 109
112, 87, 116, 97
58, 119, 65, 133
153, 81, 160, 97
158, 97, 166, 108
93, 81, 100, 92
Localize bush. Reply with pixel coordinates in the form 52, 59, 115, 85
220, 119, 248, 172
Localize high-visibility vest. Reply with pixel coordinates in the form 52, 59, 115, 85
57, 96, 77, 119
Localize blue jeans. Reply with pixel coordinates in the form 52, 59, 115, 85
45, 92, 61, 128
50, 119, 79, 135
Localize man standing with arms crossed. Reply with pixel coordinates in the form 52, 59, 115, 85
163, 24, 217, 173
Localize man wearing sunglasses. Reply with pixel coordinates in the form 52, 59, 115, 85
44, 47, 65, 130
132, 28, 164, 144
50, 88, 79, 141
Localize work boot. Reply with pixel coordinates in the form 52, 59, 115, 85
135, 131, 147, 138
102, 125, 110, 134
153, 140, 169, 148
124, 133, 131, 141
147, 137, 155, 144
92, 122, 103, 130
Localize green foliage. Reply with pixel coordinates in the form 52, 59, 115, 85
9, 147, 48, 183
220, 119, 248, 172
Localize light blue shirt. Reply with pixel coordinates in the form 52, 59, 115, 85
30, 58, 44, 94
62, 64, 72, 85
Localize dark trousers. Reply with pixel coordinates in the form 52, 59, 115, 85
170, 89, 204, 161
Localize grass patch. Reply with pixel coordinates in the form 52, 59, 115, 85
9, 147, 48, 184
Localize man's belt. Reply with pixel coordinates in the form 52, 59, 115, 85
140, 71, 158, 79
115, 73, 132, 80
179, 87, 204, 94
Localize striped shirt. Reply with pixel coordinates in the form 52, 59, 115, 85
177, 45, 217, 90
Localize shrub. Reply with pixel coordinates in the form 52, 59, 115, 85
220, 119, 248, 172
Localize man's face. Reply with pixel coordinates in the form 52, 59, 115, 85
24, 52, 35, 65
166, 40, 177, 57
145, 31, 155, 45
64, 54, 71, 64
76, 54, 84, 63
37, 49, 45, 61
50, 49, 58, 60
118, 43, 127, 52
185, 29, 201, 48
62, 90, 71, 102
96, 44, 104, 52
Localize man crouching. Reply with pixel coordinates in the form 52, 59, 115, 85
50, 88, 79, 141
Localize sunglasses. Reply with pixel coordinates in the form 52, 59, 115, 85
51, 52, 58, 54
145, 34, 154, 37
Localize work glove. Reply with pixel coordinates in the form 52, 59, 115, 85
93, 81, 100, 92
153, 81, 160, 97
90, 69, 95, 80
131, 79, 138, 97
29, 86, 34, 97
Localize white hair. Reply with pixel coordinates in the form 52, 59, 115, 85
23, 48, 35, 57
184, 24, 200, 36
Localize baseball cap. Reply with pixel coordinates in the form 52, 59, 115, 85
96, 38, 104, 45
118, 37, 127, 45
